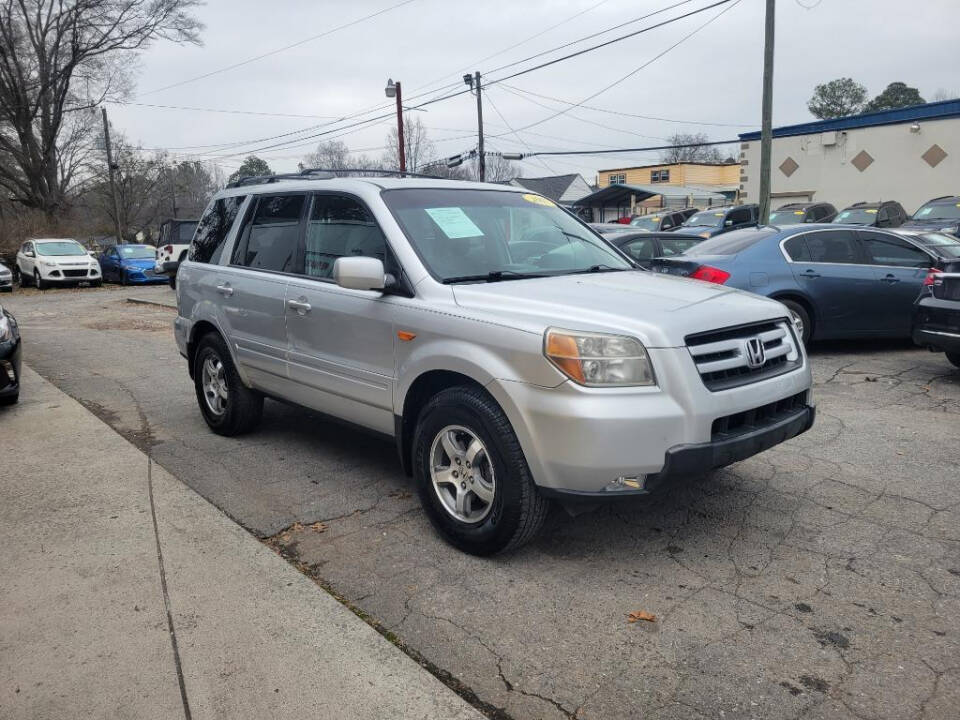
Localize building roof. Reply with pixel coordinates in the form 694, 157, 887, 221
597, 161, 737, 173
508, 174, 585, 203
573, 183, 728, 206
739, 99, 960, 141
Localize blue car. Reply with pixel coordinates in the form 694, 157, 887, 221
98, 244, 168, 285
651, 225, 960, 343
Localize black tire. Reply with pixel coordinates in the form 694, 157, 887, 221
91, 280, 102, 288
412, 385, 549, 555
193, 332, 263, 436
17, 267, 28, 287
780, 299, 812, 344
168, 275, 176, 289
34, 271, 46, 290
0, 392, 18, 406
119, 269, 127, 286
946, 352, 960, 369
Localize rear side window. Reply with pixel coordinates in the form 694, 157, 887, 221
860, 232, 931, 268
726, 207, 752, 225
783, 235, 811, 261
803, 230, 861, 264
659, 236, 701, 256
622, 237, 656, 261
189, 196, 246, 264
178, 222, 199, 243
232, 194, 305, 272
304, 195, 386, 279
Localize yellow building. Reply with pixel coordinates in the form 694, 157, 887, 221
597, 162, 740, 189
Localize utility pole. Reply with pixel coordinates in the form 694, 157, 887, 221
100, 106, 123, 244
167, 163, 178, 218
757, 0, 775, 226
474, 71, 485, 182
385, 79, 406, 175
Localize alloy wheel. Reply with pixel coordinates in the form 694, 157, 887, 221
201, 356, 228, 416
429, 425, 496, 523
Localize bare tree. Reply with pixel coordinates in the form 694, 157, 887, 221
660, 133, 724, 164
383, 114, 435, 172
480, 152, 518, 183
931, 88, 958, 102
302, 140, 382, 176
0, 0, 203, 217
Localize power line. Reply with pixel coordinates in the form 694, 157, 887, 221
113, 100, 341, 120
494, 0, 742, 135
511, 138, 740, 157
498, 83, 751, 127
483, 92, 558, 175
139, 0, 419, 96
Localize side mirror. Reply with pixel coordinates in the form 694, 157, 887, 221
25, 251, 35, 258
333, 256, 386, 291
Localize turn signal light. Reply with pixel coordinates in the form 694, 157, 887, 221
689, 265, 731, 284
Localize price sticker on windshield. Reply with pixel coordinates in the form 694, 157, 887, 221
425, 207, 484, 238
522, 193, 555, 207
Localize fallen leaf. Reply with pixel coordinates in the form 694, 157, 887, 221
309, 522, 327, 533
627, 610, 657, 624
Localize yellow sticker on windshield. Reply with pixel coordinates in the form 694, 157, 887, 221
793, 211, 805, 215
522, 193, 554, 207
866, 209, 878, 213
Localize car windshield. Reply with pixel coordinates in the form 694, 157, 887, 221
35, 241, 86, 256
913, 202, 960, 221
178, 222, 199, 242
908, 232, 960, 258
682, 210, 726, 228
769, 209, 808, 225
382, 188, 632, 282
682, 227, 777, 256
118, 245, 155, 259
629, 215, 662, 230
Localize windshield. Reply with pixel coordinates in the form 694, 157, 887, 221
35, 241, 86, 256
683, 227, 777, 257
913, 202, 960, 221
178, 222, 199, 242
629, 215, 662, 230
118, 245, 155, 259
382, 189, 632, 282
683, 210, 726, 228
908, 232, 960, 258
769, 209, 807, 225
834, 208, 878, 224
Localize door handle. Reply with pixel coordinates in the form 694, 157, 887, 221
287, 298, 312, 313
801, 270, 820, 279
215, 283, 234, 296
881, 274, 899, 284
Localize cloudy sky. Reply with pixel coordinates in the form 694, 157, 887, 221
108, 0, 960, 183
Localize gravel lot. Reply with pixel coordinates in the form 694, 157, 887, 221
5, 285, 959, 720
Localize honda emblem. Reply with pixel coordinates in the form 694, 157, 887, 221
744, 337, 766, 368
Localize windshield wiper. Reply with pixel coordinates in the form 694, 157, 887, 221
441, 270, 546, 284
568, 264, 629, 275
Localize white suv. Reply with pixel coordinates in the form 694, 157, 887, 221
16, 239, 102, 289
174, 175, 814, 554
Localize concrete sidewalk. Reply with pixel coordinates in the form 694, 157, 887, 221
0, 366, 482, 720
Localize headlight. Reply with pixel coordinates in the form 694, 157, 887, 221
40, 259, 57, 267
544, 328, 656, 386
0, 315, 11, 342
699, 231, 711, 239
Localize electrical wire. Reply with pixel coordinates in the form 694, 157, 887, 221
138, 0, 419, 96
483, 92, 558, 175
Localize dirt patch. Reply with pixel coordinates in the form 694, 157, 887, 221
84, 317, 172, 332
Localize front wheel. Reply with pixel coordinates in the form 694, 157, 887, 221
412, 385, 549, 555
193, 333, 263, 436
34, 271, 46, 290
168, 275, 176, 289
946, 352, 960, 369
780, 299, 811, 345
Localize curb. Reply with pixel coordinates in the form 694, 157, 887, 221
126, 297, 176, 310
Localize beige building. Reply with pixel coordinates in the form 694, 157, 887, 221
596, 162, 740, 190
739, 100, 960, 214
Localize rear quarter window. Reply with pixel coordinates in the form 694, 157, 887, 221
189, 196, 246, 264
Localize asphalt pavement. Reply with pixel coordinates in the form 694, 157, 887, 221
3, 284, 959, 720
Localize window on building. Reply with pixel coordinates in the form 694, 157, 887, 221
608, 173, 625, 185
651, 169, 670, 183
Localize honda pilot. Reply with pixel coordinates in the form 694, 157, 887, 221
174, 176, 814, 554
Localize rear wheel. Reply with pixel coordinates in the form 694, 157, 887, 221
193, 333, 263, 436
780, 299, 811, 344
412, 385, 549, 555
946, 352, 960, 369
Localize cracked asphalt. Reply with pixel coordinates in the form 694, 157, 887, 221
5, 285, 959, 720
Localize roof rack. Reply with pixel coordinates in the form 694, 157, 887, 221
927, 195, 958, 202
225, 167, 452, 188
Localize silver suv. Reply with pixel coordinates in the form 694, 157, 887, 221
174, 176, 814, 555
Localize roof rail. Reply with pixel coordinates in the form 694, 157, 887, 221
927, 195, 958, 202
225, 167, 453, 188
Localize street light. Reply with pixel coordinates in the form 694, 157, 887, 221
385, 78, 405, 174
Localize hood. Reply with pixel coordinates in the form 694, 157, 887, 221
903, 218, 960, 231
40, 255, 94, 265
451, 270, 788, 347
121, 258, 156, 269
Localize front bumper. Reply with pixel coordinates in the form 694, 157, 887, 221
0, 339, 21, 398
487, 346, 814, 495
0, 275, 11, 291
123, 271, 169, 284
38, 267, 100, 283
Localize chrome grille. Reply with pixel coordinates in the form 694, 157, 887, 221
687, 320, 802, 391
